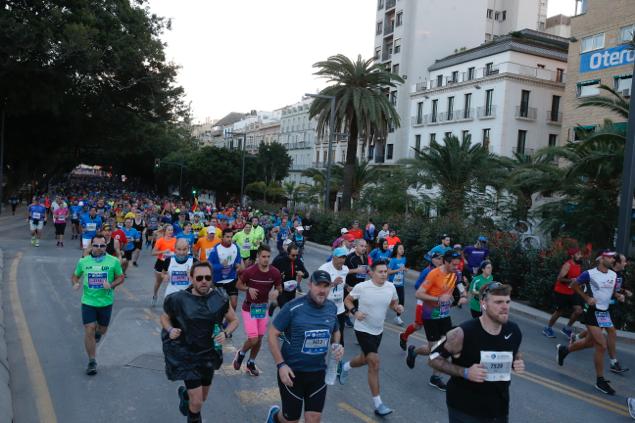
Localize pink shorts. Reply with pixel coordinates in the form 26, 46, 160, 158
241, 309, 269, 338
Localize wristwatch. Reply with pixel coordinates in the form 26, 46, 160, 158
276, 362, 287, 369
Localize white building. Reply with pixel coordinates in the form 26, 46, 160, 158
279, 99, 320, 185
410, 30, 568, 157
374, 0, 548, 162
224, 110, 280, 153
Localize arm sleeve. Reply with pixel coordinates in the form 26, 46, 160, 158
576, 271, 590, 285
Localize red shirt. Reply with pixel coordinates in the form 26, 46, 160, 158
554, 259, 582, 295
348, 228, 364, 240
386, 235, 401, 247
240, 264, 282, 312
112, 229, 128, 248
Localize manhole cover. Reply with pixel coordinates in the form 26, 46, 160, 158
126, 353, 165, 372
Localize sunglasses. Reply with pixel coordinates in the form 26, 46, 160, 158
195, 275, 212, 282
92, 244, 107, 248
482, 282, 505, 296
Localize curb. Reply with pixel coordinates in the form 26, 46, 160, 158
305, 240, 635, 344
0, 249, 13, 422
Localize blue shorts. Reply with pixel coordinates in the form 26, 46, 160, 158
81, 304, 113, 326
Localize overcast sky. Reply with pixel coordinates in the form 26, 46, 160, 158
147, 0, 577, 123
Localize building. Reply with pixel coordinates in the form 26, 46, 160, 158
561, 0, 634, 143
279, 99, 320, 184
191, 118, 218, 146
409, 29, 568, 157
545, 14, 572, 38
374, 0, 548, 162
244, 120, 280, 155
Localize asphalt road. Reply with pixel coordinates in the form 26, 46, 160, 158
1, 212, 634, 422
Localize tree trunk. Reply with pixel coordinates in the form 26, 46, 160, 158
341, 118, 358, 211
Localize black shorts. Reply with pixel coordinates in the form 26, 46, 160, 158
216, 279, 238, 297
354, 330, 382, 355
71, 219, 79, 225
184, 367, 214, 390
134, 240, 143, 250
277, 370, 327, 420
54, 223, 66, 235
81, 304, 113, 326
249, 249, 258, 261
123, 250, 133, 261
583, 307, 613, 328
154, 259, 169, 272
423, 317, 452, 342
553, 292, 583, 311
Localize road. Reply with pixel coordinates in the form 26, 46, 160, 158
1, 212, 634, 422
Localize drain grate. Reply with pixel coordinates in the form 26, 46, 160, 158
125, 353, 165, 372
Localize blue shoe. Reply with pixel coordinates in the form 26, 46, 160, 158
542, 327, 556, 338
177, 386, 189, 416
338, 363, 349, 385
265, 405, 280, 423
560, 327, 572, 338
374, 403, 393, 417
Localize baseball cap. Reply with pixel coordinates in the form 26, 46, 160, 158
282, 239, 294, 249
453, 244, 462, 250
206, 226, 216, 235
333, 247, 348, 257
343, 233, 355, 242
478, 235, 488, 242
340, 228, 349, 234
311, 270, 332, 285
441, 233, 450, 240
296, 226, 304, 232
124, 212, 135, 219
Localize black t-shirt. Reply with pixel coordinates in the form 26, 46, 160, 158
446, 318, 522, 418
345, 252, 369, 288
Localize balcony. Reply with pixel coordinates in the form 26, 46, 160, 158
547, 111, 563, 125
477, 105, 496, 119
415, 81, 428, 92
515, 106, 537, 121
512, 147, 535, 157
381, 50, 392, 62
411, 115, 424, 127
454, 108, 475, 122
384, 22, 395, 36
311, 161, 326, 169
424, 114, 439, 125
386, 0, 396, 9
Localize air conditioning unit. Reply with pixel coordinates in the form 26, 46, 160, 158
622, 88, 631, 98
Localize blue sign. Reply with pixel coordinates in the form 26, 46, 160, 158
580, 44, 635, 73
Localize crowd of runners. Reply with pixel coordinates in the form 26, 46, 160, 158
14, 177, 635, 422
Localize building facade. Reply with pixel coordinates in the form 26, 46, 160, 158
279, 99, 319, 184
410, 30, 568, 157
561, 0, 634, 143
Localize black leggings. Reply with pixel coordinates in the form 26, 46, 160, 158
337, 312, 346, 347
395, 286, 405, 310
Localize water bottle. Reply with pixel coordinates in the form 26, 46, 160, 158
325, 343, 340, 385
213, 324, 223, 354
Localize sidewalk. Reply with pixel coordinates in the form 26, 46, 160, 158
306, 241, 635, 345
0, 249, 13, 422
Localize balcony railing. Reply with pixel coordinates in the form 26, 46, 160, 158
415, 81, 428, 92
311, 161, 326, 169
515, 106, 537, 121
384, 22, 394, 36
454, 108, 475, 122
386, 0, 396, 9
424, 114, 439, 125
547, 111, 563, 125
477, 105, 496, 119
512, 147, 535, 156
411, 116, 424, 126
382, 50, 392, 61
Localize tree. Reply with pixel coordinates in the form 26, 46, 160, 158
360, 166, 422, 214
309, 54, 403, 210
301, 166, 340, 209
255, 142, 292, 184
330, 160, 381, 203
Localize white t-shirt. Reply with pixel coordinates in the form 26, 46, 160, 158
349, 280, 398, 335
164, 257, 194, 298
216, 243, 239, 284
577, 267, 617, 311
319, 262, 349, 315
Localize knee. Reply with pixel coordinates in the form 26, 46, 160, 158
189, 395, 203, 411
367, 356, 380, 371
84, 325, 96, 335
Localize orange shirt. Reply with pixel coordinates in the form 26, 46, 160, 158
155, 237, 177, 261
194, 237, 220, 262
421, 267, 457, 316
386, 235, 401, 247
348, 228, 364, 240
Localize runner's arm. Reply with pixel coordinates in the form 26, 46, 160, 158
236, 274, 248, 292
416, 284, 439, 302
556, 262, 571, 284
428, 327, 465, 377
267, 325, 286, 366
223, 305, 239, 336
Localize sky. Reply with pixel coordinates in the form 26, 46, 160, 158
147, 0, 577, 123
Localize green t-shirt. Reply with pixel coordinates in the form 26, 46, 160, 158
469, 274, 493, 312
249, 225, 265, 250
232, 231, 252, 258
74, 254, 123, 307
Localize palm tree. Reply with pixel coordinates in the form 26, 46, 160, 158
309, 54, 403, 210
301, 167, 341, 208
330, 160, 381, 203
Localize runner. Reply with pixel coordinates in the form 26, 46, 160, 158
232, 222, 254, 265
102, 224, 122, 261
163, 239, 195, 299
27, 197, 47, 247
364, 219, 376, 245
233, 245, 282, 376
347, 220, 364, 240
556, 250, 621, 395
9, 194, 19, 215
161, 261, 239, 423
80, 207, 103, 252
289, 226, 306, 259
152, 225, 177, 306
121, 217, 141, 274
132, 212, 146, 266
377, 223, 390, 241
339, 259, 403, 416
177, 222, 197, 254
208, 228, 243, 311
269, 242, 309, 316
428, 234, 452, 257
388, 243, 407, 325
250, 216, 266, 261
468, 260, 494, 318
463, 236, 490, 278
71, 234, 125, 375
429, 282, 524, 423
265, 270, 344, 423
344, 239, 369, 328
70, 199, 83, 240
193, 226, 220, 262
369, 239, 392, 263
319, 247, 350, 347
53, 200, 69, 247
543, 248, 584, 338
385, 229, 401, 251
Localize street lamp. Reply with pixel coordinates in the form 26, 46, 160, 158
159, 160, 187, 197
225, 130, 247, 207
305, 93, 336, 211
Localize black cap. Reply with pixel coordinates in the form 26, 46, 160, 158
311, 270, 332, 285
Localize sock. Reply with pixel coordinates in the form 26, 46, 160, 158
239, 351, 246, 358
247, 359, 255, 365
402, 324, 416, 339
610, 358, 618, 365
372, 395, 382, 408
187, 410, 202, 423
342, 361, 351, 372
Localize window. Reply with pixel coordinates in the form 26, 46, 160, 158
374, 47, 381, 60
377, 0, 384, 10
436, 74, 443, 87
574, 125, 596, 141
316, 151, 320, 162
580, 33, 605, 53
487, 9, 493, 19
482, 128, 491, 150
495, 11, 499, 20
485, 62, 495, 75
431, 99, 438, 122
444, 131, 452, 139
502, 10, 507, 21
392, 64, 400, 75
464, 93, 472, 118
415, 135, 421, 151
550, 95, 561, 121
430, 133, 436, 143
549, 134, 558, 147
467, 67, 475, 80
615, 75, 633, 93
451, 71, 459, 83
376, 21, 383, 35
396, 11, 403, 26
394, 38, 401, 54
537, 64, 545, 69
416, 101, 424, 123
485, 89, 494, 116
462, 130, 470, 141
556, 68, 565, 83
447, 96, 454, 120
520, 90, 530, 117
386, 144, 394, 160
368, 145, 375, 159
390, 91, 397, 106
620, 24, 635, 42
516, 130, 527, 154
577, 79, 600, 97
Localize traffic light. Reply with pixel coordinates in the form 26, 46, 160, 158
192, 189, 197, 195
154, 158, 160, 168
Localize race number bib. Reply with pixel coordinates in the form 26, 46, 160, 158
283, 280, 297, 292
170, 270, 189, 286
85, 222, 97, 232
250, 303, 267, 319
330, 286, 343, 305
480, 351, 513, 382
356, 265, 368, 280
393, 272, 404, 287
242, 242, 251, 250
301, 329, 330, 355
439, 300, 452, 318
87, 272, 108, 289
32, 212, 41, 220
595, 310, 613, 328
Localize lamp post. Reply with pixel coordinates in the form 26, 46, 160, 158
305, 93, 336, 211
225, 130, 247, 207
160, 161, 187, 197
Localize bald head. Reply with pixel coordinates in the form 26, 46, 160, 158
174, 238, 189, 258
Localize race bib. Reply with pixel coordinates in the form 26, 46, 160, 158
480, 351, 513, 382
72, 213, 78, 219
283, 280, 297, 292
86, 222, 97, 232
250, 303, 267, 319
330, 286, 344, 304
356, 265, 368, 280
301, 329, 330, 355
393, 272, 404, 287
595, 310, 613, 328
87, 272, 108, 289
439, 300, 452, 318
242, 242, 251, 250
32, 212, 41, 220
170, 270, 189, 286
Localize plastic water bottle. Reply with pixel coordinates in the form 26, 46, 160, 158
325, 343, 340, 385
213, 324, 223, 354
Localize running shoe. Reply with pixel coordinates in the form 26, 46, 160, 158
338, 363, 349, 385
394, 316, 404, 326
556, 344, 568, 366
133, 262, 138, 267
151, 296, 157, 307
31, 237, 36, 246
628, 397, 635, 419
60, 242, 64, 247
610, 361, 630, 374
406, 345, 417, 369
374, 403, 393, 417
86, 360, 97, 376
35, 240, 39, 247
266, 405, 280, 423
542, 327, 556, 338
177, 386, 189, 416
560, 327, 573, 338
399, 333, 407, 351
569, 332, 579, 345
246, 361, 260, 376
429, 375, 447, 391
595, 378, 615, 395
232, 351, 245, 371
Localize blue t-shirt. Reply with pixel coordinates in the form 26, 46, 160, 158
122, 227, 141, 251
428, 244, 452, 257
28, 204, 47, 222
369, 248, 391, 263
388, 257, 407, 286
177, 232, 196, 250
273, 295, 338, 372
69, 205, 83, 221
415, 265, 434, 290
80, 215, 103, 239
463, 246, 489, 271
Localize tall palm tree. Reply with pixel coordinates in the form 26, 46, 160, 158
330, 160, 381, 203
301, 167, 341, 208
309, 54, 403, 210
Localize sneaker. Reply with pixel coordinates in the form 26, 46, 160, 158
429, 375, 447, 391
610, 361, 630, 374
246, 361, 260, 376
338, 363, 349, 385
595, 378, 616, 395
60, 242, 64, 247
266, 405, 280, 423
345, 316, 354, 328
31, 237, 36, 246
177, 386, 189, 416
374, 403, 393, 417
556, 344, 569, 366
35, 240, 39, 247
232, 351, 245, 371
86, 360, 97, 376
542, 327, 556, 338
406, 345, 417, 369
399, 333, 407, 351
628, 397, 635, 418
394, 316, 404, 326
132, 262, 138, 267
569, 332, 579, 345
268, 302, 277, 317
151, 296, 157, 307
94, 332, 102, 343
560, 327, 573, 338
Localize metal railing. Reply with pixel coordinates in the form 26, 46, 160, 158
382, 50, 392, 61
411, 116, 424, 126
477, 105, 496, 119
386, 0, 396, 9
547, 111, 563, 124
515, 106, 537, 120
512, 147, 535, 156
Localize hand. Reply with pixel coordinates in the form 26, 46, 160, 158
102, 281, 112, 290
399, 265, 406, 271
439, 294, 453, 304
458, 297, 468, 306
334, 276, 344, 285
354, 311, 367, 321
332, 344, 345, 361
467, 363, 487, 383
512, 359, 525, 374
72, 282, 80, 291
586, 297, 597, 306
296, 270, 304, 277
616, 293, 626, 303
278, 365, 295, 387
214, 331, 226, 345
395, 304, 404, 314
248, 287, 259, 300
168, 328, 182, 340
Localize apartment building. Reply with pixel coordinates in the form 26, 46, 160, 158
278, 99, 320, 185
374, 0, 548, 162
561, 0, 634, 143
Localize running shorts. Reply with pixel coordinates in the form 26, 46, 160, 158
277, 370, 327, 420
583, 307, 613, 328
423, 317, 452, 342
354, 330, 383, 355
81, 237, 92, 249
81, 304, 113, 326
123, 250, 133, 261
184, 367, 214, 390
29, 220, 44, 231
241, 309, 268, 338
249, 249, 258, 261
54, 223, 66, 235
154, 259, 169, 272
134, 240, 143, 250
71, 219, 79, 225
215, 279, 238, 297
553, 292, 583, 311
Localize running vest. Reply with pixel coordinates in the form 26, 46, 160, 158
164, 257, 193, 297
553, 259, 581, 295
446, 318, 522, 419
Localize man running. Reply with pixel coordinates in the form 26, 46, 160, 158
80, 207, 103, 252
265, 270, 344, 423
161, 261, 239, 423
250, 216, 266, 262
71, 234, 125, 375
557, 250, 620, 395
121, 217, 141, 274
543, 248, 584, 338
344, 239, 369, 327
193, 226, 220, 262
270, 243, 308, 316
339, 260, 403, 416
27, 197, 47, 247
233, 222, 254, 265
429, 282, 524, 422
319, 247, 349, 346
233, 245, 282, 376
70, 199, 83, 240
163, 239, 195, 299
428, 234, 452, 257
463, 236, 490, 278
208, 228, 243, 311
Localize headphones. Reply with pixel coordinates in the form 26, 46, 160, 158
482, 305, 487, 310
